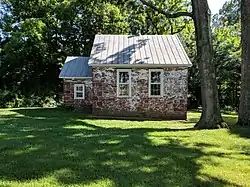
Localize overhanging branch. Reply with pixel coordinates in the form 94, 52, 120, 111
140, 0, 193, 19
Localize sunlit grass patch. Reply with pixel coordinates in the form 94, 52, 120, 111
0, 107, 249, 187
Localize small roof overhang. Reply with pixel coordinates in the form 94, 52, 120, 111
59, 56, 92, 79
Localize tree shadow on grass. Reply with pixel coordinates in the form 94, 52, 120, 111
230, 126, 250, 139
224, 114, 250, 140
227, 115, 250, 140
184, 114, 238, 125
0, 108, 240, 186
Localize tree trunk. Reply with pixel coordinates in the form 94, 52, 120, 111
237, 0, 250, 126
192, 0, 228, 129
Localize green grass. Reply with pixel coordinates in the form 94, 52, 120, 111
0, 108, 250, 187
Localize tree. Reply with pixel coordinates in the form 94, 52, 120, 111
212, 4, 241, 111
140, 0, 228, 129
191, 0, 227, 128
216, 0, 240, 26
237, 0, 250, 126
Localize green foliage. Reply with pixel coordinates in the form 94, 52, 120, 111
212, 0, 241, 110
216, 0, 240, 26
100, 3, 130, 34
0, 89, 58, 108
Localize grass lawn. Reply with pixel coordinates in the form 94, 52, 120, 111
0, 108, 250, 187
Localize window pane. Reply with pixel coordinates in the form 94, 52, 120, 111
119, 72, 129, 83
150, 84, 161, 96
76, 92, 83, 98
151, 72, 161, 83
76, 86, 83, 91
119, 84, 129, 96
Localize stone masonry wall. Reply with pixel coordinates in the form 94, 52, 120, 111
63, 79, 92, 112
92, 67, 188, 120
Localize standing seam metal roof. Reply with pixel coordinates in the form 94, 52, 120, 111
89, 34, 192, 67
59, 57, 92, 78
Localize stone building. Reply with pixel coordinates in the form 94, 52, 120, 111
59, 35, 192, 120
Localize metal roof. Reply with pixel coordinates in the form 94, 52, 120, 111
89, 34, 192, 67
59, 56, 92, 78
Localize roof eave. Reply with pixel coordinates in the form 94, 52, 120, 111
59, 76, 92, 79
89, 63, 192, 68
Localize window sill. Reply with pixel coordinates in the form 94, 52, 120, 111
149, 95, 164, 98
117, 96, 131, 98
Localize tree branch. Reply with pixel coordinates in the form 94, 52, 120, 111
140, 0, 193, 19
147, 11, 160, 34
171, 24, 187, 34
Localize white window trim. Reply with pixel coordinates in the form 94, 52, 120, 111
74, 84, 85, 99
117, 69, 132, 98
149, 69, 164, 97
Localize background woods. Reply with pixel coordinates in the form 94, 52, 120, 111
0, 0, 243, 116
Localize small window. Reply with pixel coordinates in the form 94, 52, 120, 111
117, 69, 131, 97
74, 84, 85, 99
149, 69, 163, 97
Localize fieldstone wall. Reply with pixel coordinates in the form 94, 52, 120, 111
92, 67, 188, 120
63, 79, 92, 112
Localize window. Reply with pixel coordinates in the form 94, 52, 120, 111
74, 84, 85, 99
149, 69, 163, 97
117, 69, 131, 97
